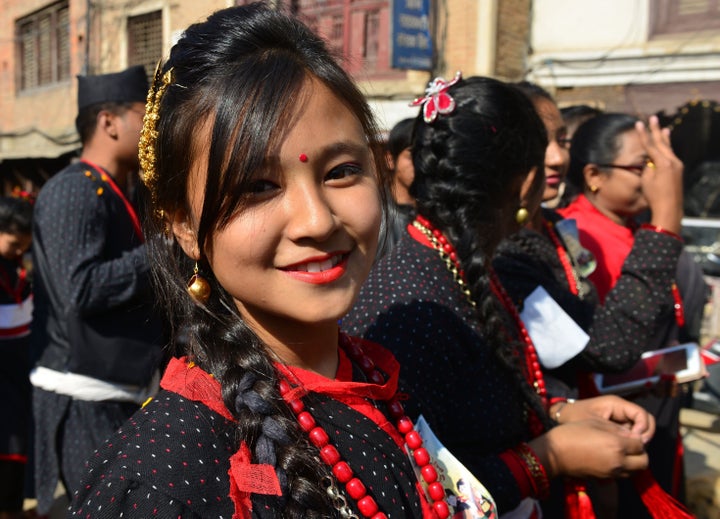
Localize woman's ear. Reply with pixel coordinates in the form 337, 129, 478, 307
169, 209, 200, 260
583, 164, 604, 193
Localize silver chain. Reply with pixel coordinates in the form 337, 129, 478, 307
323, 476, 358, 519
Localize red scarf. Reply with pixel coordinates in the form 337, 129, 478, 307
558, 194, 633, 303
159, 338, 433, 519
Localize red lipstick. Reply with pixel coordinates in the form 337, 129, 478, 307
281, 253, 349, 284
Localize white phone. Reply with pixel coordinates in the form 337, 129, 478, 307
594, 342, 705, 395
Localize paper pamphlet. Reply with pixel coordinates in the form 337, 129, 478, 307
412, 415, 497, 519
519, 285, 589, 369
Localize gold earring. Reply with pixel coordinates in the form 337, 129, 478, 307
515, 207, 529, 225
590, 185, 599, 193
187, 263, 211, 303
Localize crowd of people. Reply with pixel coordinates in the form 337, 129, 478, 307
0, 2, 710, 518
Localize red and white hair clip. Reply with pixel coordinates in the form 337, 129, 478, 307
410, 71, 462, 123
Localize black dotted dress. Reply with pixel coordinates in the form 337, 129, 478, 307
69, 344, 429, 518
493, 208, 685, 388
343, 229, 537, 513
494, 209, 691, 518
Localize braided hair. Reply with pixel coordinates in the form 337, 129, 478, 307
410, 76, 554, 430
143, 3, 388, 516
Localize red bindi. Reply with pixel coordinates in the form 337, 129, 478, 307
299, 153, 308, 163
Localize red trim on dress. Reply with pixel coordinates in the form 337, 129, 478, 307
80, 159, 144, 242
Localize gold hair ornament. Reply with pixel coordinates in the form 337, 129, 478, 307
139, 63, 174, 218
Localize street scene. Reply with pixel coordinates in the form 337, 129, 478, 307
0, 1, 719, 518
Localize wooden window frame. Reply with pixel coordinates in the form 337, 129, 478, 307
127, 10, 163, 79
15, 1, 70, 92
650, 0, 720, 36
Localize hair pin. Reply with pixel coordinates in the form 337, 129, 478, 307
410, 71, 462, 123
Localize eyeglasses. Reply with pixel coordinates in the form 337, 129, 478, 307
596, 158, 655, 176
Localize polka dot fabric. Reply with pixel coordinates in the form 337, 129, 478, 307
70, 359, 425, 518
343, 230, 532, 512
70, 392, 236, 518
494, 208, 684, 388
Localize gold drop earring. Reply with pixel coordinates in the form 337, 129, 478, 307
515, 206, 530, 225
187, 262, 211, 303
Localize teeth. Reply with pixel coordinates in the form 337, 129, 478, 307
294, 255, 342, 272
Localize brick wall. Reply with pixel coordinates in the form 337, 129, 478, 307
494, 0, 530, 81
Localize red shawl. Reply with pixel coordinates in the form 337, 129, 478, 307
159, 337, 433, 519
558, 194, 635, 303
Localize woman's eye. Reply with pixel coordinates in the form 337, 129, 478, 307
326, 163, 363, 182
246, 179, 279, 195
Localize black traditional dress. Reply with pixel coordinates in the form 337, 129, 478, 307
69, 338, 438, 518
30, 160, 165, 513
344, 228, 543, 514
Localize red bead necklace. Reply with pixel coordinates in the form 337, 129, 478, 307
413, 216, 547, 436
279, 334, 450, 519
542, 219, 579, 296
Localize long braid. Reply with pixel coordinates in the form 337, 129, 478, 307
411, 76, 555, 432
147, 232, 335, 517
425, 204, 555, 433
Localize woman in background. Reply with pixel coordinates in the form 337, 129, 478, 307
558, 113, 694, 514
70, 3, 459, 517
344, 74, 655, 518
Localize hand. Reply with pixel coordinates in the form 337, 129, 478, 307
529, 418, 649, 480
551, 395, 655, 444
636, 115, 684, 234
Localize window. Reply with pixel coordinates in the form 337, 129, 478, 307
127, 11, 162, 78
16, 1, 70, 91
651, 0, 720, 35
290, 0, 402, 79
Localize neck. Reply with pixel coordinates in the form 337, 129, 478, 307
528, 207, 544, 231
81, 150, 129, 191
584, 192, 627, 226
392, 186, 415, 206
249, 318, 341, 379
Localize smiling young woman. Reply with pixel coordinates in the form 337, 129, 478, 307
68, 3, 467, 518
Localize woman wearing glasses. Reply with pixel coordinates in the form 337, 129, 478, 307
558, 113, 684, 302
494, 108, 695, 517
556, 113, 694, 516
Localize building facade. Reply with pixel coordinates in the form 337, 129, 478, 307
0, 0, 506, 190
5, 0, 718, 191
528, 0, 720, 116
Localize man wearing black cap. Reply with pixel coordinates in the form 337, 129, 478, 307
28, 65, 165, 514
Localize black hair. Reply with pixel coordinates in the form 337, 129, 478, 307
0, 196, 33, 235
566, 113, 639, 192
386, 118, 415, 162
144, 3, 387, 516
560, 104, 603, 127
410, 75, 553, 430
513, 80, 554, 104
75, 102, 135, 145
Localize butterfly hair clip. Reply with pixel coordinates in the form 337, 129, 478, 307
410, 71, 462, 123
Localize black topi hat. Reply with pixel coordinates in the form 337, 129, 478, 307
77, 65, 149, 110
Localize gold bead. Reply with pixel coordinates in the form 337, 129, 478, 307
187, 274, 211, 303
515, 207, 529, 225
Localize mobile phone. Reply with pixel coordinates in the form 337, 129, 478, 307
594, 342, 705, 395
